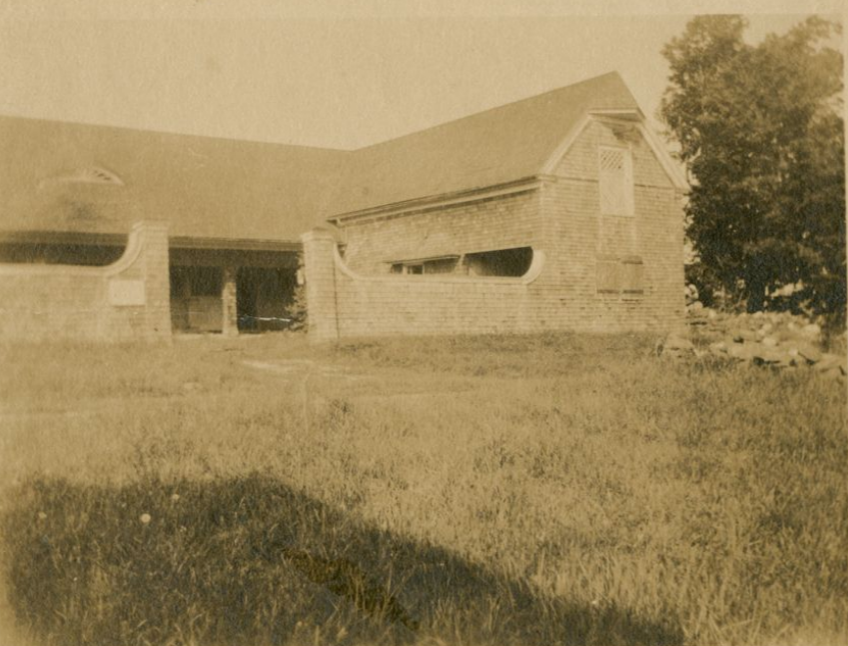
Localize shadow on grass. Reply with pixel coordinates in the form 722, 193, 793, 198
2, 474, 683, 646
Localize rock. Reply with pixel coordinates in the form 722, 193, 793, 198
659, 334, 695, 359
796, 344, 823, 364
707, 309, 718, 320
709, 341, 728, 354
814, 353, 845, 372
821, 367, 845, 381
728, 343, 757, 362
802, 323, 822, 338
752, 346, 785, 365
762, 336, 779, 347
733, 330, 757, 343
774, 353, 796, 368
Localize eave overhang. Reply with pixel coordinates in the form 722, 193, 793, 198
327, 176, 544, 227
0, 230, 300, 253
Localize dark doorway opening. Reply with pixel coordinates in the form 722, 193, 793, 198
170, 266, 224, 333
236, 267, 297, 332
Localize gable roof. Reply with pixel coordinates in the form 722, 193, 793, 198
0, 72, 662, 244
0, 116, 350, 243
324, 71, 641, 217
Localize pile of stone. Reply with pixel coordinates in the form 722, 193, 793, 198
660, 307, 846, 380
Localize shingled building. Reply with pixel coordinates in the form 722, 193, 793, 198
0, 72, 687, 342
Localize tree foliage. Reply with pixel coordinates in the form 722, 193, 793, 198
661, 16, 845, 323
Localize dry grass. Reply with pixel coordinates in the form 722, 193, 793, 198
0, 331, 845, 646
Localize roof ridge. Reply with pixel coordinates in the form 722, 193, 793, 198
0, 71, 627, 154
356, 71, 626, 151
0, 112, 353, 154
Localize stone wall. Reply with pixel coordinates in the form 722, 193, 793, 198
0, 221, 171, 342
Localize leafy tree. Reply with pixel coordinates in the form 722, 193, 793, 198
661, 16, 845, 324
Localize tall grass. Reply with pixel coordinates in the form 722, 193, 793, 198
1, 332, 846, 645
4, 474, 682, 646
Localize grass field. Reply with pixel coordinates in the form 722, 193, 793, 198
0, 331, 846, 646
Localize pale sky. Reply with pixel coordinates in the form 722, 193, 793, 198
0, 0, 842, 150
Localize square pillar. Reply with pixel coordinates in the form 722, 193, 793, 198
133, 220, 172, 341
222, 265, 238, 336
300, 228, 340, 343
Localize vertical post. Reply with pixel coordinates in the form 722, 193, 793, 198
300, 228, 339, 343
222, 265, 238, 337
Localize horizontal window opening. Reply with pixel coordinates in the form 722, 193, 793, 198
387, 247, 534, 278
465, 247, 533, 277
0, 242, 126, 267
389, 255, 459, 275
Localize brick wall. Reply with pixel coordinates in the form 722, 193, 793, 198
0, 221, 171, 342
303, 116, 685, 341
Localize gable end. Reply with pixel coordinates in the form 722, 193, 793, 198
541, 112, 687, 191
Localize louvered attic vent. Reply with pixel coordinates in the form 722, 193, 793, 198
599, 147, 625, 171
598, 146, 634, 216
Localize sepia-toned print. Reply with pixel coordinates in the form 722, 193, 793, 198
0, 5, 845, 646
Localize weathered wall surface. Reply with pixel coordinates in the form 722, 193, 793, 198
543, 118, 685, 332
0, 221, 171, 342
339, 190, 543, 274
303, 118, 684, 342
302, 229, 544, 342
301, 118, 685, 342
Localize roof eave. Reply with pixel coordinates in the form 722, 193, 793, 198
327, 176, 544, 226
0, 229, 300, 253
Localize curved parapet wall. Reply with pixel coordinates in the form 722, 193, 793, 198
0, 221, 171, 343
301, 227, 547, 342
332, 245, 546, 286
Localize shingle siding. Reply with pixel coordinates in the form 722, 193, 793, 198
0, 221, 172, 342
304, 118, 684, 340
340, 191, 543, 274
541, 119, 685, 332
